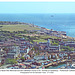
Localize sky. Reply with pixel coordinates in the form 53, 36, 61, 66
0, 2, 75, 13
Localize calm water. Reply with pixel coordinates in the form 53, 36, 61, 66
47, 64, 66, 69
0, 13, 75, 37
46, 63, 72, 69
46, 63, 66, 69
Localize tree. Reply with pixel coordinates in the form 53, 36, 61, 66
34, 46, 39, 50
20, 57, 25, 62
48, 56, 50, 60
6, 58, 17, 64
52, 42, 59, 46
60, 46, 74, 51
3, 48, 8, 53
31, 47, 35, 51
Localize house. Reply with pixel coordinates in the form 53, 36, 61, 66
65, 41, 75, 48
34, 55, 48, 60
70, 53, 75, 60
46, 45, 60, 53
7, 46, 20, 59
49, 53, 58, 59
20, 47, 30, 53
59, 53, 64, 58
20, 40, 31, 54
7, 53, 16, 59
0, 48, 6, 58
24, 54, 30, 60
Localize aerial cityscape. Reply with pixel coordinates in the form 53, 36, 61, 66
0, 21, 75, 69
0, 2, 75, 69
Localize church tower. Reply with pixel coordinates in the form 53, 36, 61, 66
47, 39, 51, 47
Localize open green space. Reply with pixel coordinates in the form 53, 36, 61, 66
0, 24, 40, 32
33, 39, 47, 43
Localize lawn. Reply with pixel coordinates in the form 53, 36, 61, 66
39, 35, 61, 39
33, 39, 47, 44
0, 24, 40, 32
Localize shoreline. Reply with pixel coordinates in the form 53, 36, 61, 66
0, 21, 75, 39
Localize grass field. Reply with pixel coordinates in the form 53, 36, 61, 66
33, 39, 47, 44
0, 24, 40, 32
39, 35, 59, 39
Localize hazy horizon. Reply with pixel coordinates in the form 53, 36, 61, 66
0, 2, 75, 13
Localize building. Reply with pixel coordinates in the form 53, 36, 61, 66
7, 46, 20, 59
39, 39, 60, 53
65, 41, 75, 48
34, 55, 48, 60
20, 40, 31, 54
70, 53, 75, 60
0, 48, 6, 58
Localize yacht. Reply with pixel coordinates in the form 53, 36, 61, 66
71, 63, 75, 69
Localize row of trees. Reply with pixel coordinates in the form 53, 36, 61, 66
60, 46, 74, 51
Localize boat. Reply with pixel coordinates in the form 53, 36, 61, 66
44, 63, 48, 65
51, 15, 54, 17
31, 65, 36, 69
38, 64, 45, 69
71, 63, 75, 69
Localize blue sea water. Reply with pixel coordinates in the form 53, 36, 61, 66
0, 13, 75, 37
46, 64, 67, 69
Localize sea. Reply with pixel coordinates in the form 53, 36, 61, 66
0, 13, 75, 37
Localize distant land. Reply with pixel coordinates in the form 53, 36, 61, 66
0, 21, 75, 41
0, 21, 41, 31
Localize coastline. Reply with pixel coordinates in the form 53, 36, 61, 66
0, 13, 75, 37
0, 21, 75, 69
0, 21, 75, 39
